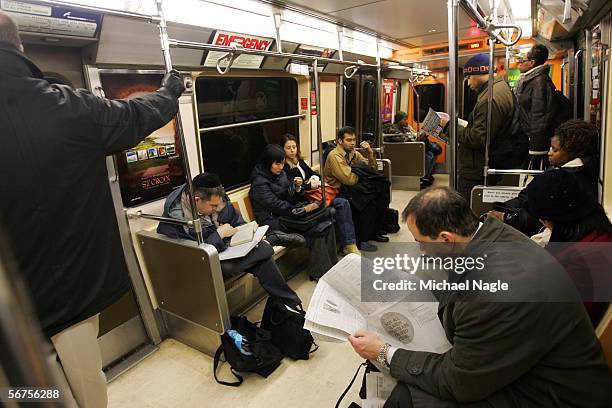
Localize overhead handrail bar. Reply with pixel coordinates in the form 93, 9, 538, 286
487, 23, 522, 47
459, 0, 521, 46
168, 38, 383, 70
344, 65, 359, 79
215, 45, 240, 75
29, 0, 160, 23
155, 0, 203, 244
487, 169, 545, 175
200, 113, 307, 133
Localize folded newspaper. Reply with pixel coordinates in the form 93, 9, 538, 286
304, 254, 452, 355
420, 108, 467, 143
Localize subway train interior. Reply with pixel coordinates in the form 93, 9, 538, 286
2, 0, 612, 407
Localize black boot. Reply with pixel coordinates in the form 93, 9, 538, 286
266, 231, 306, 248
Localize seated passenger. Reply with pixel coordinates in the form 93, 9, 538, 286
386, 111, 441, 187
525, 169, 612, 326
325, 126, 390, 251
249, 144, 338, 280
281, 134, 360, 255
158, 172, 301, 307
489, 120, 598, 236
349, 187, 612, 407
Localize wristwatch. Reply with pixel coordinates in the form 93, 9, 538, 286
377, 343, 391, 368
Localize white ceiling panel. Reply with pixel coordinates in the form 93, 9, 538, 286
284, 0, 480, 46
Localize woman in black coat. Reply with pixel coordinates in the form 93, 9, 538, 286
250, 144, 337, 279
249, 144, 319, 230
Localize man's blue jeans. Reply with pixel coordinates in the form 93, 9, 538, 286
425, 151, 435, 179
331, 197, 356, 246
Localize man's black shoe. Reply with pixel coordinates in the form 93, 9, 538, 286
373, 235, 390, 243
266, 231, 306, 248
358, 241, 378, 252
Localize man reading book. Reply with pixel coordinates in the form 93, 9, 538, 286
158, 172, 301, 307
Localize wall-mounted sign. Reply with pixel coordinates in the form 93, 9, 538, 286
202, 30, 274, 69
100, 73, 186, 207
1, 0, 101, 38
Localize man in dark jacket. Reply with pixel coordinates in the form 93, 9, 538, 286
457, 53, 514, 201
349, 187, 612, 407
0, 11, 184, 407
158, 173, 301, 307
515, 44, 557, 169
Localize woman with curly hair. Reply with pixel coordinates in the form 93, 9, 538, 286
489, 120, 598, 236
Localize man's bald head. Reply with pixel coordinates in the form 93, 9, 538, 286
0, 11, 23, 52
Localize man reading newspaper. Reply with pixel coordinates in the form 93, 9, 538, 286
343, 188, 611, 407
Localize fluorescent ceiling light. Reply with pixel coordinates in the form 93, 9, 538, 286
508, 0, 531, 19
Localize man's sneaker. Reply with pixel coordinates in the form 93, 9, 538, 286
358, 241, 378, 252
342, 243, 361, 256
266, 231, 306, 248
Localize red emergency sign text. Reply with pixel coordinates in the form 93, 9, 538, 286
214, 33, 271, 50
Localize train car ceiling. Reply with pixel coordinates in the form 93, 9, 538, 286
537, 0, 612, 41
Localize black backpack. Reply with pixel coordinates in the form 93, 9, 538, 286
261, 296, 318, 360
213, 316, 283, 386
490, 91, 529, 170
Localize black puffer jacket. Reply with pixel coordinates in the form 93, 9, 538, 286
249, 163, 304, 230
0, 43, 178, 337
514, 64, 558, 153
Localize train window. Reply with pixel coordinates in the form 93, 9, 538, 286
195, 77, 298, 190
100, 73, 186, 208
413, 83, 445, 122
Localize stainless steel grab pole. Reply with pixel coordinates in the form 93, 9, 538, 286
376, 41, 384, 150
312, 59, 326, 204
447, 0, 459, 189
155, 0, 202, 244
574, 49, 583, 119
484, 36, 495, 186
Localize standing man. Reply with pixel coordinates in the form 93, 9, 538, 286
349, 187, 612, 407
457, 53, 514, 201
515, 44, 557, 169
0, 12, 184, 407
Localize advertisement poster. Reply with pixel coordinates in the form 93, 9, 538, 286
382, 79, 395, 123
99, 73, 185, 207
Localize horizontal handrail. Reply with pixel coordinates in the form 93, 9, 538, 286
487, 169, 545, 175
200, 113, 306, 133
170, 39, 384, 70
128, 211, 193, 227
29, 0, 160, 23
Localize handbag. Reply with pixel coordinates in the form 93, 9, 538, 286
278, 206, 333, 235
305, 185, 339, 207
260, 296, 318, 360
213, 316, 283, 387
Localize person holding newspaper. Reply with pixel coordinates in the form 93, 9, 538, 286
455, 53, 514, 201
348, 187, 612, 407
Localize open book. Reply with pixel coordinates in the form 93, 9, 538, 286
219, 224, 269, 261
230, 221, 258, 246
304, 254, 452, 354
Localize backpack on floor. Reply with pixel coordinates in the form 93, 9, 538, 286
213, 316, 283, 386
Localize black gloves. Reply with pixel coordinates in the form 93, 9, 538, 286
161, 70, 185, 98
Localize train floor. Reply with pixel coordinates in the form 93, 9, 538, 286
107, 174, 450, 408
